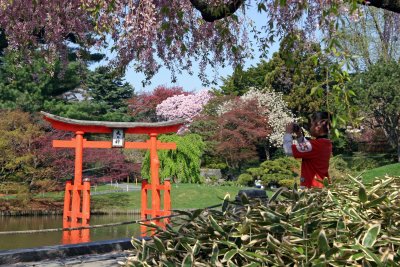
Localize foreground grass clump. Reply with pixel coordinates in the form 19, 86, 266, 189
125, 176, 400, 266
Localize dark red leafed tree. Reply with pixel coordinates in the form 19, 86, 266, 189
84, 148, 134, 184
32, 130, 75, 183
33, 129, 134, 184
214, 98, 271, 170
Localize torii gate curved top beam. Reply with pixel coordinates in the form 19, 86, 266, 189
41, 111, 185, 134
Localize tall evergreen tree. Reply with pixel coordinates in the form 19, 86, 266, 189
84, 66, 135, 121
0, 51, 84, 112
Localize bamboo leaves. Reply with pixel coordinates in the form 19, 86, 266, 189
358, 186, 367, 203
126, 176, 400, 266
362, 224, 381, 248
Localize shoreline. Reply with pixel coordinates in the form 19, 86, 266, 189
0, 209, 142, 216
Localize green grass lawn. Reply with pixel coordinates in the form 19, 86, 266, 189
361, 163, 400, 184
29, 184, 125, 200
91, 183, 252, 211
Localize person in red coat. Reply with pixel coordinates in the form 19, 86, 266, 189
283, 112, 332, 188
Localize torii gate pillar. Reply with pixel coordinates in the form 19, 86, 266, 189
41, 112, 184, 240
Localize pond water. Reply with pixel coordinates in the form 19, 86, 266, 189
0, 214, 141, 251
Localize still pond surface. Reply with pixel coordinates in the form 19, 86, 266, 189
0, 214, 141, 250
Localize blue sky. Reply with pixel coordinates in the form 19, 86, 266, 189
94, 4, 279, 93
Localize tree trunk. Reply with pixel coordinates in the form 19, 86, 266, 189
398, 136, 400, 163
265, 147, 270, 161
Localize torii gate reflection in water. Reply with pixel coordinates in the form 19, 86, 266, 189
41, 112, 184, 244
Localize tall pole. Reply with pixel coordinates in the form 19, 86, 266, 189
71, 131, 84, 223
149, 133, 161, 226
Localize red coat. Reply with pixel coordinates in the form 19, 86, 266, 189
292, 138, 332, 188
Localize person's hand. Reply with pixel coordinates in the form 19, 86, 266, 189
285, 123, 294, 134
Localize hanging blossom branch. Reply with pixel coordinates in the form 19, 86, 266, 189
0, 0, 399, 84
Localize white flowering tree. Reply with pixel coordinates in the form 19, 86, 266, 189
242, 88, 294, 147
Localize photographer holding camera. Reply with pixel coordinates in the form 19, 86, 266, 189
283, 112, 332, 188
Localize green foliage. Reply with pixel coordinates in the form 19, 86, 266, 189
0, 110, 42, 183
245, 167, 263, 178
330, 155, 349, 170
86, 66, 134, 114
205, 162, 227, 170
141, 134, 205, 183
0, 51, 133, 122
278, 178, 296, 188
43, 66, 135, 121
237, 173, 253, 186
30, 179, 58, 193
256, 157, 300, 187
349, 60, 400, 161
218, 62, 271, 96
329, 155, 350, 180
218, 32, 332, 121
127, 176, 400, 266
338, 153, 396, 171
189, 117, 221, 167
44, 99, 109, 120
0, 182, 27, 195
267, 32, 330, 119
15, 184, 30, 207
331, 130, 358, 154
0, 51, 83, 112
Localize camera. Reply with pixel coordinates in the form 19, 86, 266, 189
292, 123, 300, 133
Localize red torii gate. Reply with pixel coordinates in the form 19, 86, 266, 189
41, 112, 184, 241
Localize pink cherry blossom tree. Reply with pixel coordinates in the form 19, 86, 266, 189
156, 90, 213, 132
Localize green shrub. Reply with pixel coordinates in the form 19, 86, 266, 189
15, 184, 30, 207
30, 179, 58, 193
220, 181, 238, 187
262, 171, 291, 186
205, 163, 227, 170
245, 167, 263, 178
340, 153, 397, 172
330, 155, 348, 172
352, 157, 381, 171
278, 178, 297, 189
237, 173, 253, 186
0, 182, 27, 195
127, 176, 400, 266
329, 155, 350, 180
258, 157, 300, 187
